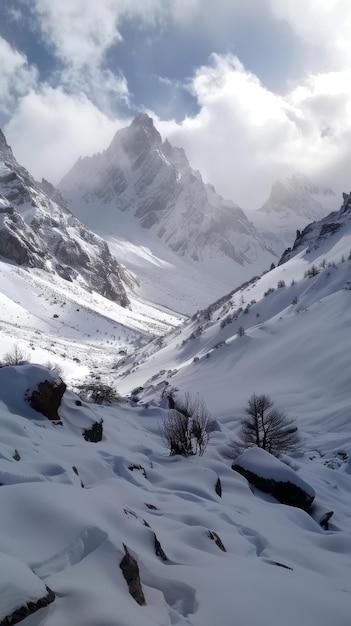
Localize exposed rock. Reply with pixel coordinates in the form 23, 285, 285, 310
119, 544, 146, 606
208, 530, 226, 552
28, 379, 66, 421
215, 476, 222, 497
13, 449, 20, 461
0, 586, 55, 626
59, 114, 276, 272
83, 420, 103, 443
319, 511, 334, 530
153, 532, 167, 561
128, 464, 148, 479
0, 129, 130, 306
232, 448, 315, 511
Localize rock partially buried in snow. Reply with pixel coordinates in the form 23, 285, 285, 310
0, 552, 55, 624
28, 377, 66, 421
119, 544, 146, 606
232, 448, 315, 511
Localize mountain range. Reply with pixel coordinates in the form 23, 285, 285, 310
0, 117, 350, 626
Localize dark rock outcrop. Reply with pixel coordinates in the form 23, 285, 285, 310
28, 379, 66, 421
215, 476, 222, 497
153, 532, 167, 561
232, 448, 315, 511
83, 420, 103, 442
208, 530, 226, 552
119, 544, 146, 606
0, 586, 55, 626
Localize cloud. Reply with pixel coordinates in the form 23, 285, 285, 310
0, 37, 38, 115
270, 0, 351, 68
4, 86, 126, 183
2, 1, 351, 207
157, 53, 351, 206
30, 0, 167, 67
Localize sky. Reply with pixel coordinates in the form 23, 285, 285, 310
1, 0, 351, 207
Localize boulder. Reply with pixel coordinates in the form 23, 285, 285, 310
119, 545, 145, 605
232, 447, 315, 511
28, 378, 66, 421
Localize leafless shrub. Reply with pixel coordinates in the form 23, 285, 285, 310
44, 361, 64, 378
160, 392, 214, 456
3, 343, 30, 366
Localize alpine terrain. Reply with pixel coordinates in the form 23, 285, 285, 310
0, 126, 350, 626
59, 114, 278, 310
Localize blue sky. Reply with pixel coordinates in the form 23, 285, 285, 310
1, 0, 351, 206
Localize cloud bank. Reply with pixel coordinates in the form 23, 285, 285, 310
1, 0, 351, 207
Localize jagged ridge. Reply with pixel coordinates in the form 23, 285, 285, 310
0, 132, 131, 307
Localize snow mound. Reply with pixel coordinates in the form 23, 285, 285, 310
0, 552, 52, 621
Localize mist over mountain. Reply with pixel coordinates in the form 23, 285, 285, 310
247, 173, 337, 255
59, 114, 277, 275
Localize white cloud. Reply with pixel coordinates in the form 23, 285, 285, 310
4, 86, 126, 183
0, 37, 38, 114
157, 54, 351, 206
31, 0, 166, 67
270, 0, 351, 68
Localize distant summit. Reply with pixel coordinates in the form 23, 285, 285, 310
246, 173, 337, 256
259, 173, 335, 220
59, 114, 276, 271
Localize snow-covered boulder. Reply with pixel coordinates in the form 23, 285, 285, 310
0, 552, 55, 624
232, 447, 315, 511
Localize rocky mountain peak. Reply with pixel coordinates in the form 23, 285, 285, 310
59, 115, 277, 277
0, 129, 14, 161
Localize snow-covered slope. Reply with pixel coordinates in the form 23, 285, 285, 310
115, 191, 351, 444
59, 114, 277, 303
0, 187, 350, 625
0, 130, 130, 307
248, 173, 336, 254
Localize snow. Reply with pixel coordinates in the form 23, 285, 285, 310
0, 342, 349, 625
0, 552, 47, 620
0, 137, 351, 624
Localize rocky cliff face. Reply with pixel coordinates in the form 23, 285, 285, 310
59, 114, 276, 268
279, 191, 351, 265
0, 133, 131, 307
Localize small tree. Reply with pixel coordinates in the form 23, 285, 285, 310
3, 343, 29, 366
227, 393, 300, 458
160, 392, 213, 457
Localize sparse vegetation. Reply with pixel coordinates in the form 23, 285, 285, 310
304, 265, 320, 278
78, 382, 120, 404
226, 393, 300, 459
44, 361, 64, 378
160, 392, 214, 457
3, 343, 30, 366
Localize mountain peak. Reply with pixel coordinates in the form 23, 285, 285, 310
259, 173, 336, 217
131, 112, 154, 129
0, 129, 14, 160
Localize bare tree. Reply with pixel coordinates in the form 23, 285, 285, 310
3, 343, 29, 366
160, 392, 214, 456
227, 393, 300, 458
